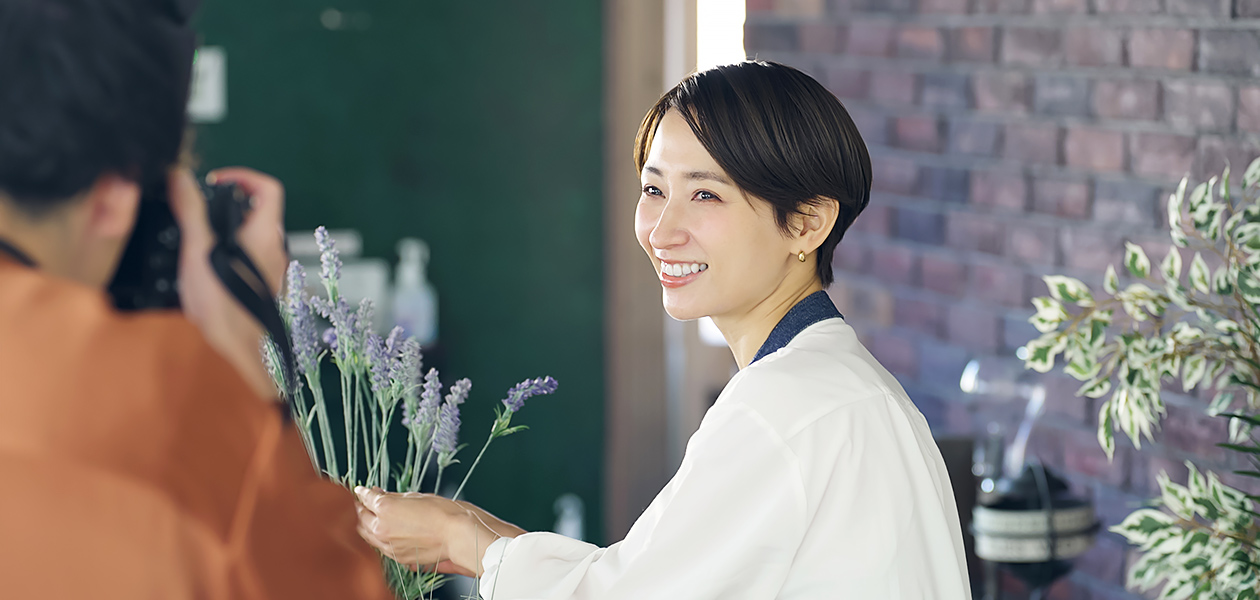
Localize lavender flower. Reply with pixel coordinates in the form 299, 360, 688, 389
389, 338, 422, 391
322, 327, 338, 352
402, 367, 441, 430
502, 376, 558, 413
285, 262, 322, 375
314, 226, 341, 284
366, 333, 390, 396
384, 326, 404, 357
432, 378, 471, 455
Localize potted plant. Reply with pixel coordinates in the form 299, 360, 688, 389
1025, 157, 1260, 598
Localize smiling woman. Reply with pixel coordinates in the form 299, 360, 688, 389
355, 61, 972, 599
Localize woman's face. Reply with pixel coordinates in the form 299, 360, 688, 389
635, 110, 799, 323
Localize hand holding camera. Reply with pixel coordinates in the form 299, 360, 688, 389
168, 167, 288, 400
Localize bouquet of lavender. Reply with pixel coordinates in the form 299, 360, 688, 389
263, 227, 558, 598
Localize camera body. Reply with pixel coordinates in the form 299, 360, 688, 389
109, 179, 251, 310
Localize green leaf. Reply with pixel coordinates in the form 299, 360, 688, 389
1213, 265, 1234, 295
1230, 416, 1252, 445
1099, 400, 1116, 459
1189, 181, 1210, 211
1188, 252, 1211, 294
1209, 391, 1235, 416
1244, 156, 1260, 190
1233, 470, 1260, 479
1219, 412, 1260, 428
1183, 354, 1208, 391
1161, 247, 1183, 283
1239, 269, 1260, 305
1218, 443, 1260, 455
1078, 376, 1112, 399
1043, 275, 1094, 306
1125, 242, 1151, 278
1169, 177, 1188, 228
1104, 264, 1119, 295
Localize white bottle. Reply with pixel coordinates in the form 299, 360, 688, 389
392, 238, 438, 346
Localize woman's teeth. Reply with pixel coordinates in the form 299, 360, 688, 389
663, 262, 708, 277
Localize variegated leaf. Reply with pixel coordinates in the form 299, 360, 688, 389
1125, 242, 1151, 279
1161, 247, 1183, 282
1244, 155, 1260, 190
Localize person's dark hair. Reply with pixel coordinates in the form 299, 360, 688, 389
634, 60, 872, 287
0, 0, 197, 216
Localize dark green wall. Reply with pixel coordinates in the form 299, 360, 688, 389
195, 1, 605, 542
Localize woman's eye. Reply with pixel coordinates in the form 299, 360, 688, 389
695, 190, 720, 201
642, 184, 663, 196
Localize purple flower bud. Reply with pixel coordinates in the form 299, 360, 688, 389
322, 328, 338, 351
502, 376, 558, 413
284, 262, 321, 375
416, 368, 442, 427
366, 333, 390, 396
432, 378, 471, 455
315, 226, 342, 284
389, 338, 422, 391
384, 326, 404, 357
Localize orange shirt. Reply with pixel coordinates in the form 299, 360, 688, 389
0, 256, 392, 600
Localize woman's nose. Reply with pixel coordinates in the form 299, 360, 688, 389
648, 197, 689, 250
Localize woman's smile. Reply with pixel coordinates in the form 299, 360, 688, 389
658, 259, 708, 287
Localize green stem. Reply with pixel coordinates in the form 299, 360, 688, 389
341, 363, 355, 484
434, 464, 445, 496
308, 368, 340, 480
452, 424, 500, 501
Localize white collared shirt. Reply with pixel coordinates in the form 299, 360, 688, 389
480, 318, 971, 599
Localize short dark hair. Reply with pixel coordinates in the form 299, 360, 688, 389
0, 0, 197, 216
634, 60, 872, 287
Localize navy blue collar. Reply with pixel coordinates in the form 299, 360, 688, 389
751, 291, 843, 364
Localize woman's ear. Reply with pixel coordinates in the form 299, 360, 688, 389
797, 197, 840, 254
83, 172, 141, 243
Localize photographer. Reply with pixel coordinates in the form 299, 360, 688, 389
0, 1, 391, 598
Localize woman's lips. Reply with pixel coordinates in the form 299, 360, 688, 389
660, 267, 704, 288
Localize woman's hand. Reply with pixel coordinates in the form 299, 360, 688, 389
354, 487, 525, 577
169, 167, 288, 400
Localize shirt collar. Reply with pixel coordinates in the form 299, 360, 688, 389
751, 290, 843, 365
0, 238, 36, 268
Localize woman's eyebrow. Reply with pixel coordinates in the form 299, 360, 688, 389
643, 165, 733, 185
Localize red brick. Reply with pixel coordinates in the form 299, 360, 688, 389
1064, 27, 1123, 67
1092, 80, 1160, 121
1007, 223, 1059, 265
970, 171, 1028, 212
921, 253, 967, 296
950, 27, 995, 63
872, 244, 917, 287
896, 26, 944, 60
920, 0, 970, 11
969, 262, 1025, 308
1166, 0, 1231, 16
945, 212, 1005, 255
1196, 137, 1260, 182
1164, 80, 1234, 133
921, 73, 970, 110
948, 119, 1000, 157
1042, 373, 1093, 425
918, 167, 970, 204
1130, 453, 1191, 497
947, 304, 1000, 352
1001, 28, 1063, 67
1003, 123, 1060, 165
870, 332, 918, 377
834, 243, 871, 274
895, 206, 946, 245
872, 156, 918, 194
1060, 227, 1121, 271
1034, 75, 1091, 117
1094, 180, 1160, 227
1240, 86, 1260, 134
773, 0, 826, 17
824, 67, 869, 101
895, 297, 943, 338
1065, 127, 1126, 173
1063, 429, 1129, 487
744, 23, 798, 52
870, 71, 917, 106
893, 115, 942, 153
1128, 29, 1195, 71
846, 107, 887, 147
1033, 178, 1092, 219
1199, 30, 1260, 77
975, 0, 1030, 11
747, 0, 774, 11
846, 20, 895, 57
845, 282, 895, 327
1032, 0, 1088, 12
850, 203, 891, 235
1163, 403, 1231, 463
973, 71, 1030, 114
1093, 0, 1160, 12
1129, 133, 1196, 179
799, 23, 847, 54
1075, 535, 1128, 586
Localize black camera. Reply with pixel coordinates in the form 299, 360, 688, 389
109, 177, 252, 310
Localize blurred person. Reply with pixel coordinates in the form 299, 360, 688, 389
0, 0, 391, 598
356, 61, 971, 599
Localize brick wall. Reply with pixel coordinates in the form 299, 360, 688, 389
745, 0, 1260, 598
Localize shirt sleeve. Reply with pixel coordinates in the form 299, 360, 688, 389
478, 404, 807, 600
